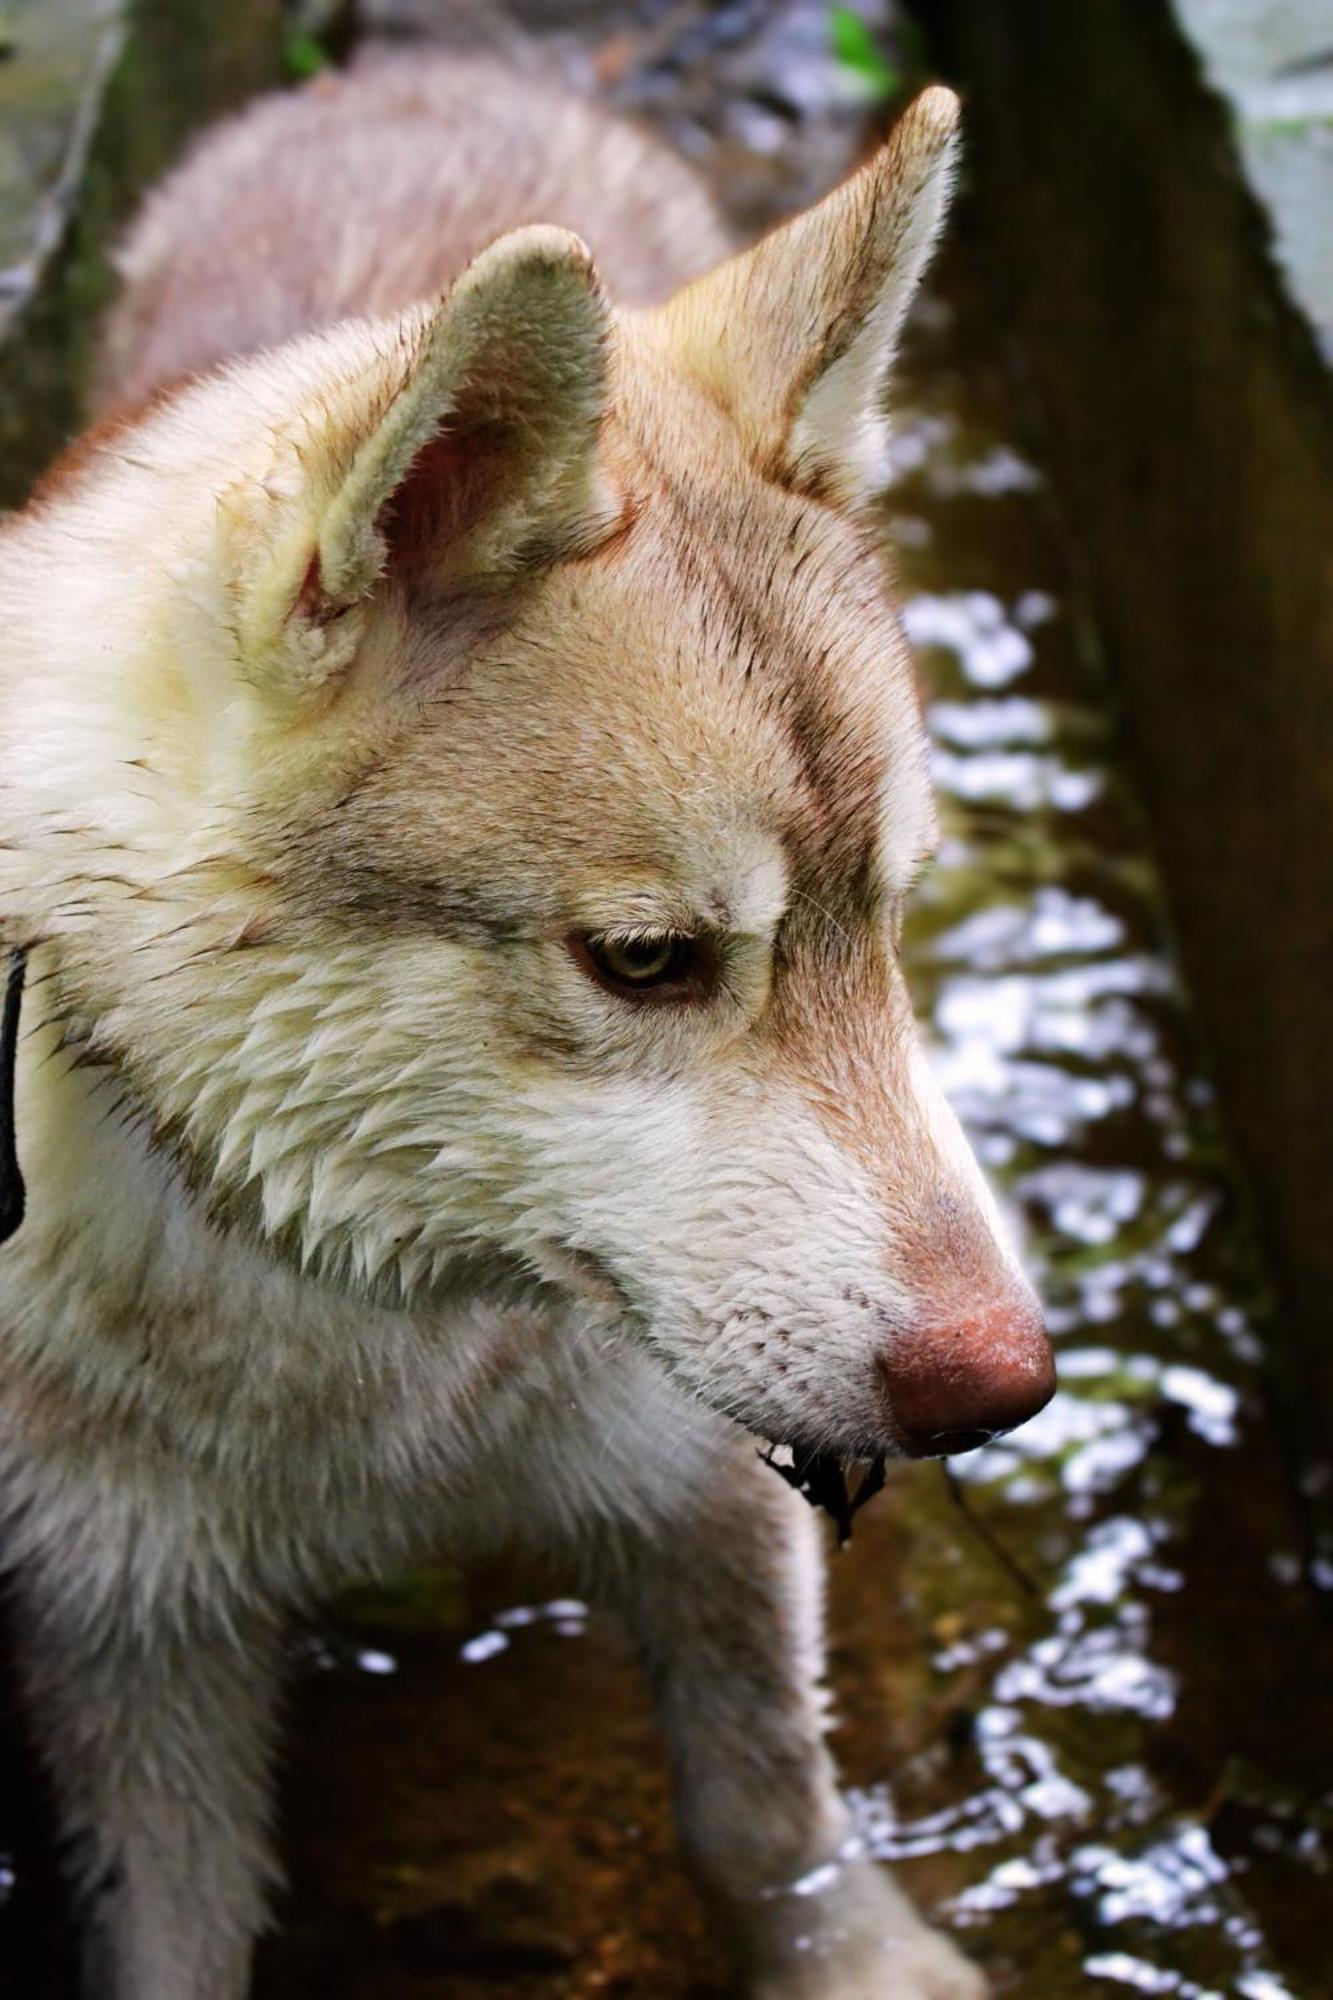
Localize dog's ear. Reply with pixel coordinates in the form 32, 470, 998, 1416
658, 86, 959, 508
222, 226, 614, 710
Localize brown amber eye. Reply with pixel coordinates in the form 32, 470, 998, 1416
569, 930, 711, 1001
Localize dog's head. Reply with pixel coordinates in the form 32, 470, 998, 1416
0, 88, 1052, 1458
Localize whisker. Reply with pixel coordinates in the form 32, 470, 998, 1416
788, 889, 853, 948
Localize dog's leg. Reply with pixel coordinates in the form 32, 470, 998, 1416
562, 1415, 986, 2000
10, 1565, 283, 2000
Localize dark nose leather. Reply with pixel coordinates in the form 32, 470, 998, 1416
880, 1298, 1055, 1458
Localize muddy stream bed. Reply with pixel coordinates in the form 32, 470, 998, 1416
3, 6, 1332, 1997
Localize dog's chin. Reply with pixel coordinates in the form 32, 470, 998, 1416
669, 1374, 903, 1467
742, 1397, 909, 1466
763, 1422, 1003, 1466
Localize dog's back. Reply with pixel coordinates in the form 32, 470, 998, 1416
98, 52, 732, 410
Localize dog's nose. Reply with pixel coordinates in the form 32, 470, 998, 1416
879, 1298, 1055, 1458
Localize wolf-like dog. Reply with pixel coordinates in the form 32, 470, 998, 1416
0, 51, 1053, 2000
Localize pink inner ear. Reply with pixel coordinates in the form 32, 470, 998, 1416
378, 420, 518, 579
290, 549, 347, 629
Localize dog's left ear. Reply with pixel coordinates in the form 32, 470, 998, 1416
658, 86, 959, 508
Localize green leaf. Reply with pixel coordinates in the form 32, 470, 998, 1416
830, 7, 901, 99
283, 25, 330, 80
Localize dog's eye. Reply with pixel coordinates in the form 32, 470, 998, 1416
569, 931, 712, 1002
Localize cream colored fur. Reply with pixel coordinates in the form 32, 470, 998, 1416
0, 54, 1040, 2000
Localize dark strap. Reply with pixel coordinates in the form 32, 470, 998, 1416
0, 948, 27, 1244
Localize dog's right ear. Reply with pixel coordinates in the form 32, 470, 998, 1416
220, 226, 615, 713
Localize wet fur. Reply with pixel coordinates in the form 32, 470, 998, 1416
0, 51, 1037, 1999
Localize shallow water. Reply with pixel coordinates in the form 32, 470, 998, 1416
840, 270, 1333, 1999
5, 7, 1333, 1998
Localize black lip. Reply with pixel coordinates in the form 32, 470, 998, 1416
905, 1425, 997, 1460
759, 1444, 887, 1545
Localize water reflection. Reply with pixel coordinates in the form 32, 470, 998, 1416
902, 589, 1036, 688
870, 288, 1326, 1996
460, 1599, 591, 1665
